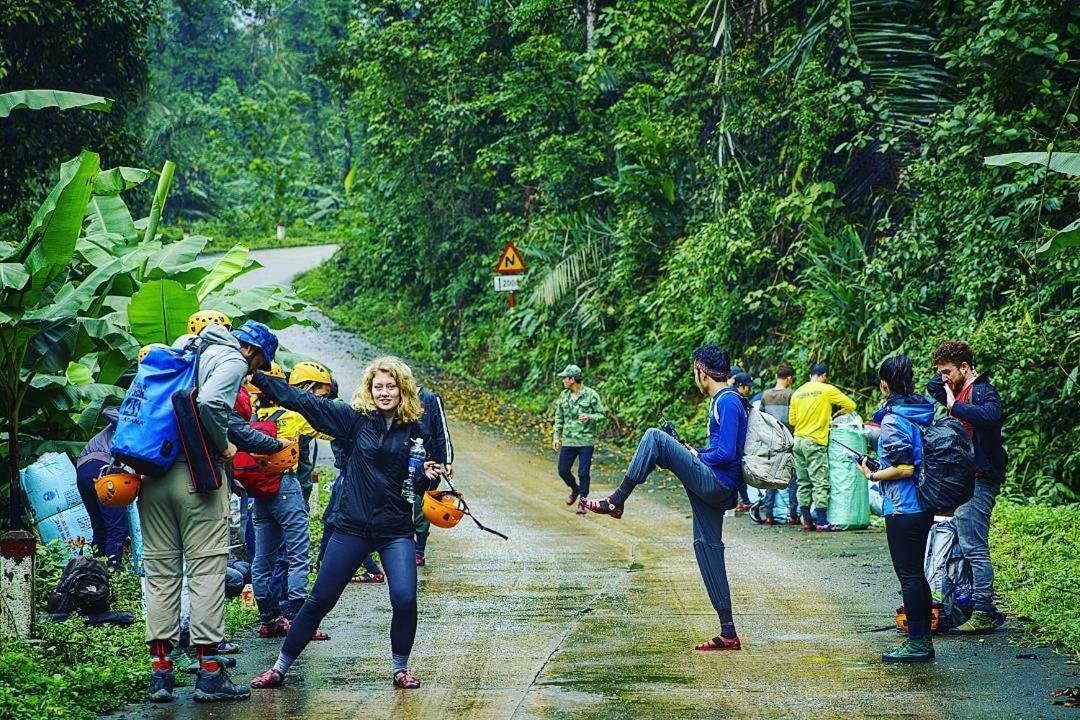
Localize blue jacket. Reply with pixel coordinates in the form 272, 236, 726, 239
872, 395, 934, 516
698, 386, 748, 493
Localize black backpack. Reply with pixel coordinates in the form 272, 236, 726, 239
916, 418, 976, 513
46, 556, 112, 616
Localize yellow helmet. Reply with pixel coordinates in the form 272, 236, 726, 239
137, 343, 169, 363
289, 360, 332, 386
187, 310, 232, 336
248, 362, 286, 395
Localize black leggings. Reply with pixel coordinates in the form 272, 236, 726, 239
885, 511, 934, 639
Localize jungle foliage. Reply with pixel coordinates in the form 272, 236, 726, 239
308, 0, 1080, 504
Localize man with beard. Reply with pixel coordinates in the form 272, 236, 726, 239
927, 340, 1008, 634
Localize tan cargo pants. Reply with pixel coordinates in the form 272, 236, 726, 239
138, 461, 230, 647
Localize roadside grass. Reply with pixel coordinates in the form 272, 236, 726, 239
196, 221, 351, 253
991, 502, 1080, 656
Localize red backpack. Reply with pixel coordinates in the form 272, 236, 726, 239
234, 409, 286, 497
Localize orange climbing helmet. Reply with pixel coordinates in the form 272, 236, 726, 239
422, 490, 466, 529
95, 467, 141, 507
254, 440, 299, 473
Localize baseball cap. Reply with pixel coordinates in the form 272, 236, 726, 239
558, 364, 583, 379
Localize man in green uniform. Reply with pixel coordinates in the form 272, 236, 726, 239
552, 364, 606, 515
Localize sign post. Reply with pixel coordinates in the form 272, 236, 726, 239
494, 242, 526, 308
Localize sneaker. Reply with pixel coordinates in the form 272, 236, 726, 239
815, 523, 843, 532
787, 517, 800, 526
258, 617, 290, 638
146, 669, 174, 703
948, 610, 997, 635
415, 552, 426, 567
734, 503, 752, 513
882, 637, 934, 663
393, 669, 421, 689
694, 634, 742, 651
251, 667, 284, 689
576, 499, 587, 515
762, 518, 777, 526
583, 496, 624, 519
194, 665, 251, 702
218, 641, 241, 655
566, 489, 579, 506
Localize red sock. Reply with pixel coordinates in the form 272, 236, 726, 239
148, 640, 172, 672
196, 644, 221, 672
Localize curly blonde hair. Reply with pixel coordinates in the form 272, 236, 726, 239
352, 355, 422, 423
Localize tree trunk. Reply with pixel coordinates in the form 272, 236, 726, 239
340, 97, 353, 187
7, 412, 21, 531
586, 0, 596, 52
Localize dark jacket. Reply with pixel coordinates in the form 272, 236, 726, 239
926, 373, 1008, 483
419, 387, 454, 466
251, 373, 431, 539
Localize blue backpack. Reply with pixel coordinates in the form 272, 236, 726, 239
112, 342, 200, 476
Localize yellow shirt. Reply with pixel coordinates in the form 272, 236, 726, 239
789, 381, 857, 446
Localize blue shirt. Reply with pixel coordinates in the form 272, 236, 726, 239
698, 387, 748, 492
872, 395, 934, 515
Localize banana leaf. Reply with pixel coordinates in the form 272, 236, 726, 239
94, 166, 152, 196
0, 263, 30, 291
127, 279, 200, 344
196, 245, 254, 300
984, 151, 1080, 176
144, 235, 210, 279
22, 257, 124, 321
0, 89, 112, 118
85, 195, 137, 241
22, 151, 101, 305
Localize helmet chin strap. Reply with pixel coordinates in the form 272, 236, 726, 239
439, 473, 509, 540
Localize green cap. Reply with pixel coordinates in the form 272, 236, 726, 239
558, 364, 583, 379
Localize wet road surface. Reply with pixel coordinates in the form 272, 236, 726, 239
115, 246, 1077, 719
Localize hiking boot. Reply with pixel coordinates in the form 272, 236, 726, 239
566, 489, 579, 506
787, 517, 800, 526
949, 610, 997, 635
734, 503, 752, 513
762, 518, 778, 526
415, 552, 426, 567
576, 499, 588, 515
194, 666, 252, 702
393, 669, 421, 689
146, 669, 174, 703
251, 667, 285, 689
882, 637, 935, 663
258, 617, 290, 638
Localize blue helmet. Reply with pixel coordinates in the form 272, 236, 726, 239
232, 321, 278, 369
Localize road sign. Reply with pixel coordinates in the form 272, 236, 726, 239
494, 275, 520, 292
495, 242, 526, 274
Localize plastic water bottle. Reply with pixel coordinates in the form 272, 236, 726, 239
404, 438, 425, 505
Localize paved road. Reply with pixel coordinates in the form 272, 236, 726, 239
120, 246, 1077, 720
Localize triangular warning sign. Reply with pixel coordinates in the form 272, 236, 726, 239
495, 242, 527, 274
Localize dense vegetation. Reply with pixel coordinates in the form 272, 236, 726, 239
305, 0, 1080, 504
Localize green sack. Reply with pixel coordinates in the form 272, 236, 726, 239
827, 424, 870, 529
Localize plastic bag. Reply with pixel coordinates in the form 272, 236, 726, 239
827, 421, 870, 529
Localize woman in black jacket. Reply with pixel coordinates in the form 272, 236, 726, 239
249, 356, 440, 691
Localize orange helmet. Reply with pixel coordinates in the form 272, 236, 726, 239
422, 490, 466, 529
95, 467, 141, 507
254, 440, 299, 472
